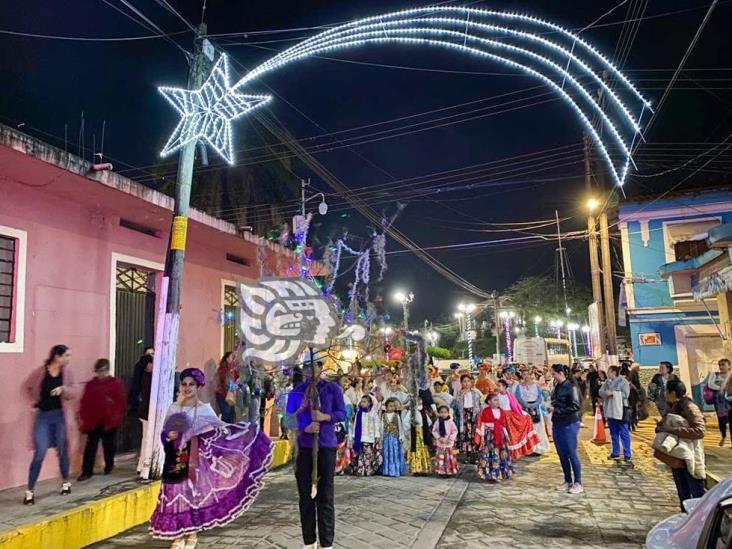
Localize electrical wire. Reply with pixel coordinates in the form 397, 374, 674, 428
0, 28, 191, 41
633, 0, 720, 151
152, 0, 196, 32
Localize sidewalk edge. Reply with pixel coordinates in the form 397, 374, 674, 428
0, 439, 292, 549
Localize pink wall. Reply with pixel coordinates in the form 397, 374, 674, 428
0, 142, 296, 489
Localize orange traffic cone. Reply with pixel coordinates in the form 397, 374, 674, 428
591, 404, 609, 445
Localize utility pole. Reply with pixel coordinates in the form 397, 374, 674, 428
585, 135, 606, 359
555, 210, 569, 314
599, 211, 618, 357
587, 211, 606, 355
142, 25, 211, 479
492, 291, 500, 362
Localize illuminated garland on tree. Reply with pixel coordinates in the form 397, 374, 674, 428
160, 6, 650, 185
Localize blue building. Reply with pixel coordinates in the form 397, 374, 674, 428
619, 187, 732, 402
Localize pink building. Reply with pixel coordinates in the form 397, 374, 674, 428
0, 124, 300, 489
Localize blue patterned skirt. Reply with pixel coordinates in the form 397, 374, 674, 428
381, 434, 407, 477
477, 428, 514, 481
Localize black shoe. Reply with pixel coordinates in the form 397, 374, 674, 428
23, 491, 34, 505
60, 482, 72, 495
624, 457, 634, 468
103, 467, 113, 475
607, 454, 619, 460
77, 473, 92, 482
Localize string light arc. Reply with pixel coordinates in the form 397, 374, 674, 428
160, 6, 650, 182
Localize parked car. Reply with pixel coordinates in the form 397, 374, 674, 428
646, 478, 732, 548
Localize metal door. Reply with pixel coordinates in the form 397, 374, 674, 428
115, 266, 156, 452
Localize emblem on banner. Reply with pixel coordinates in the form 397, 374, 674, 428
237, 278, 339, 363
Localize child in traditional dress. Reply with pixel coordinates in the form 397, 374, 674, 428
456, 374, 484, 464
402, 398, 432, 475
432, 405, 459, 477
349, 395, 382, 476
381, 398, 407, 477
475, 393, 514, 482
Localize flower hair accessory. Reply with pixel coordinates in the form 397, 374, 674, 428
180, 367, 206, 387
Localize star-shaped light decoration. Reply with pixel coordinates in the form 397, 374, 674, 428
159, 54, 271, 165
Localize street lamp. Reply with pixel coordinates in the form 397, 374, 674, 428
300, 179, 329, 217
581, 325, 592, 356
427, 331, 439, 346
567, 322, 579, 358
457, 303, 477, 366
393, 291, 414, 330
586, 197, 600, 213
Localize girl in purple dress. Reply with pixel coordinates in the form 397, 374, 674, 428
150, 368, 274, 548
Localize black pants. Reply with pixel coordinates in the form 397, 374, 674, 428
295, 447, 336, 547
82, 426, 117, 476
671, 467, 706, 511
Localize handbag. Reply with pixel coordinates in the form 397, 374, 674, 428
527, 404, 541, 424
622, 406, 633, 424
703, 384, 716, 405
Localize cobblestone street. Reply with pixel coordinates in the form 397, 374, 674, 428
94, 425, 681, 549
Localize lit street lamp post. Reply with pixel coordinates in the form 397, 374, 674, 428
567, 322, 579, 358
394, 291, 414, 331
458, 303, 476, 366
581, 325, 592, 356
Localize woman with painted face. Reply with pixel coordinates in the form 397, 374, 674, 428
149, 368, 274, 549
22, 344, 76, 505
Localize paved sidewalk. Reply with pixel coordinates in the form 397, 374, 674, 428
0, 458, 144, 531
95, 432, 679, 549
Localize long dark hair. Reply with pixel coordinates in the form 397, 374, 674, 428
219, 352, 234, 369
44, 345, 69, 368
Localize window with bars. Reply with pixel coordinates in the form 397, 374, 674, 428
223, 285, 239, 353
0, 236, 16, 343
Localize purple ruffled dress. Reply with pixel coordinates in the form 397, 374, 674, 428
150, 402, 274, 540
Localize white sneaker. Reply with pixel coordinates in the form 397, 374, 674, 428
556, 482, 571, 491
568, 483, 584, 494
302, 544, 317, 549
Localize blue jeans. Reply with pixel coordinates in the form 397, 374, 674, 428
28, 409, 69, 489
671, 467, 706, 512
608, 418, 632, 459
216, 394, 236, 423
553, 420, 582, 485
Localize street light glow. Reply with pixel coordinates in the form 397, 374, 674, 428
394, 291, 406, 303
581, 325, 591, 333
534, 316, 542, 323
500, 311, 509, 319
587, 197, 600, 212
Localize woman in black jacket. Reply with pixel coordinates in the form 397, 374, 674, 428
549, 364, 583, 494
129, 351, 154, 473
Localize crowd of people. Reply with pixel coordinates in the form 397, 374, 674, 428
293, 362, 583, 489
19, 342, 716, 548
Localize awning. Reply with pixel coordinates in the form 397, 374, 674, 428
692, 265, 732, 300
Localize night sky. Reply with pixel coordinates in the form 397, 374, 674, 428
2, 0, 731, 324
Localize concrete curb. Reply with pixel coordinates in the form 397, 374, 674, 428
411, 473, 470, 548
0, 439, 292, 549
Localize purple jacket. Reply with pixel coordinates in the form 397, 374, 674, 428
286, 380, 346, 449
